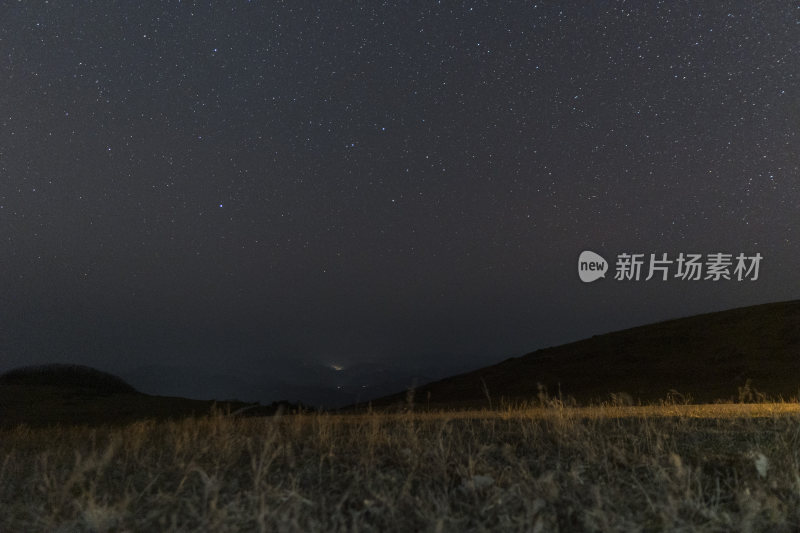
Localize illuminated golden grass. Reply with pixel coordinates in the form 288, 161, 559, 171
4, 402, 800, 531
341, 402, 800, 422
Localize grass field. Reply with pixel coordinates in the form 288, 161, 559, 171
4, 401, 800, 532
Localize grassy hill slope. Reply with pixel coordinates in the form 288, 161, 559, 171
369, 300, 800, 408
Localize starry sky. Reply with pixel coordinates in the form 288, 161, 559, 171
1, 1, 798, 401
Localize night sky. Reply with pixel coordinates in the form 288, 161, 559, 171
1, 2, 798, 402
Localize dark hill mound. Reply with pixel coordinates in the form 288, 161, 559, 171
0, 363, 138, 394
369, 300, 800, 408
0, 364, 300, 428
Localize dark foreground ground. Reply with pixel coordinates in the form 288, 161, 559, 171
2, 403, 800, 532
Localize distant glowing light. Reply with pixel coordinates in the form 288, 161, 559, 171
330, 364, 344, 371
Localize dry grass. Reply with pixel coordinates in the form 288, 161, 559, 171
4, 401, 800, 532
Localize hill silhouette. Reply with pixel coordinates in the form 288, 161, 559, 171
0, 363, 302, 428
368, 300, 800, 408
0, 364, 139, 394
